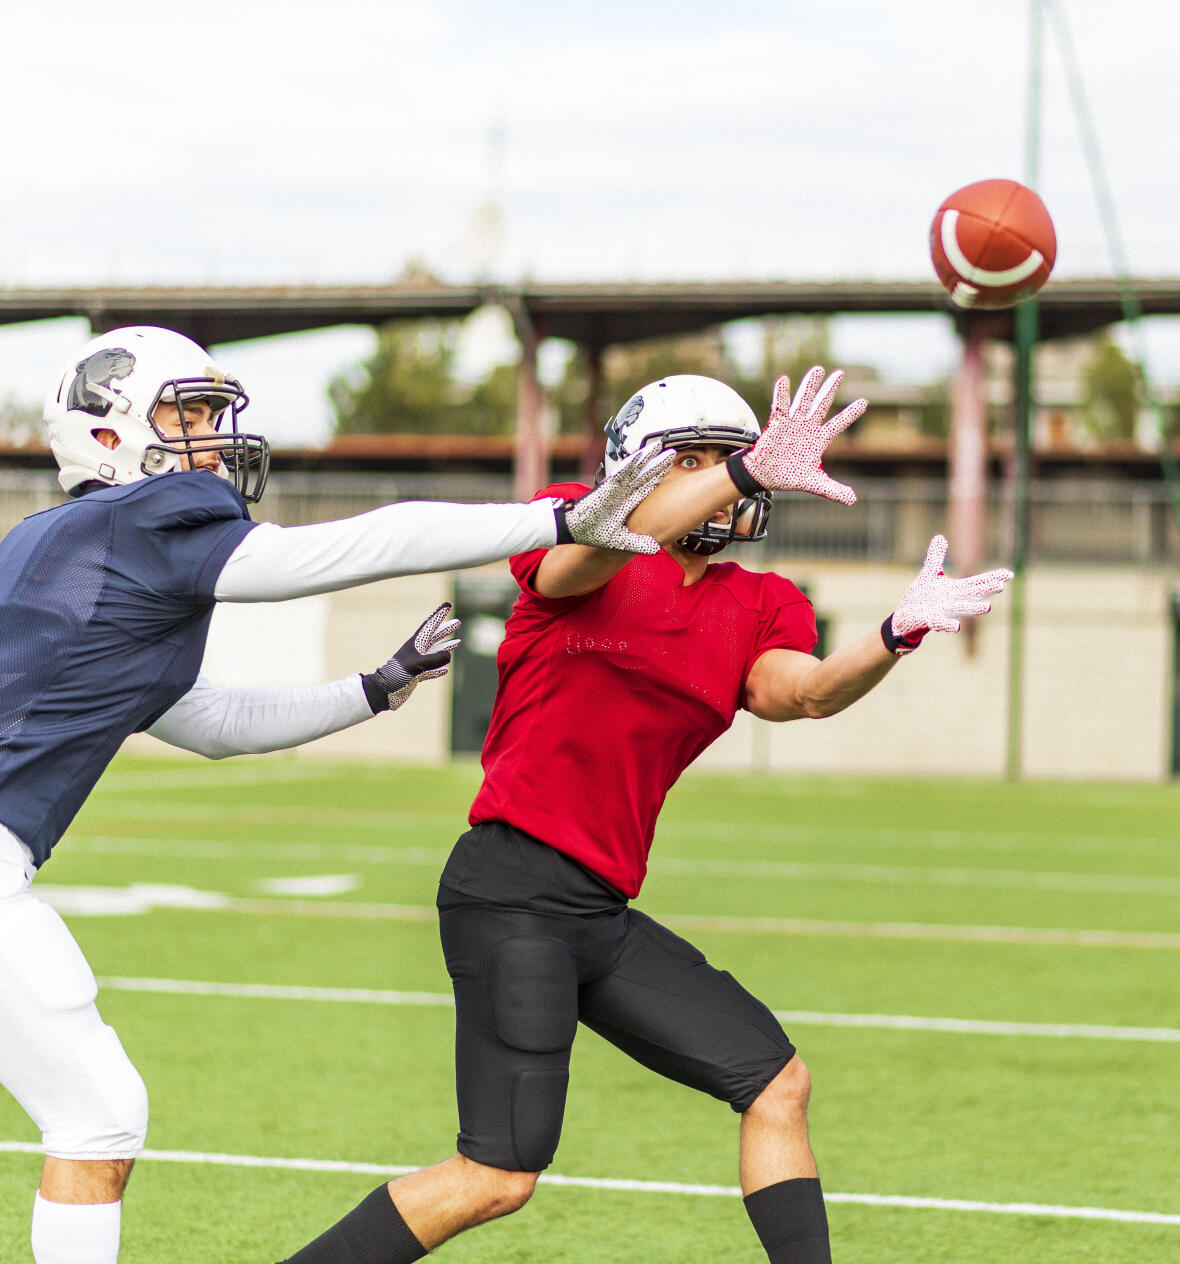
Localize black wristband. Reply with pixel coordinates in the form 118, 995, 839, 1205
880, 615, 926, 657
553, 499, 575, 545
725, 450, 764, 497
360, 673, 390, 714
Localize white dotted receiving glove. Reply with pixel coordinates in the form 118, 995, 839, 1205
882, 535, 1015, 656
726, 367, 867, 506
361, 602, 462, 712
554, 444, 674, 552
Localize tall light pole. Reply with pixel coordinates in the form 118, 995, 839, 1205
1007, 0, 1044, 780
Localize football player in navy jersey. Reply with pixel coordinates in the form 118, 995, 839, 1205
0, 324, 677, 1264
279, 372, 1015, 1264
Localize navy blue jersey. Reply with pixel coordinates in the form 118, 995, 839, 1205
0, 472, 257, 865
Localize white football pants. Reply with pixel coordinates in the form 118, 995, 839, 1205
0, 827, 148, 1161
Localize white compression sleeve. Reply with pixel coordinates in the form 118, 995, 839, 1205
214, 498, 558, 602
145, 675, 373, 759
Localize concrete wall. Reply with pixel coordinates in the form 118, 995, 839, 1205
694, 560, 1175, 782
125, 559, 1178, 783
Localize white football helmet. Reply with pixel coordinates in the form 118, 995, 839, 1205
44, 326, 270, 501
602, 375, 771, 555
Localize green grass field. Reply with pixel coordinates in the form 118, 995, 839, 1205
1, 756, 1177, 1262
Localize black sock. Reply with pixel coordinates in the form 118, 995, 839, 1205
278, 1185, 427, 1264
744, 1177, 832, 1264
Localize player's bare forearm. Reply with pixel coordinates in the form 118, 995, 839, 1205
624, 461, 740, 544
533, 542, 633, 598
745, 633, 897, 722
538, 461, 744, 597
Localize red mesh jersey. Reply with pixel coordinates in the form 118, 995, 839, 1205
467, 483, 817, 897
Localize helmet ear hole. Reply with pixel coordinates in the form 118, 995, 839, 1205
91, 428, 121, 451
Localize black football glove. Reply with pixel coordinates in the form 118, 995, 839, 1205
361, 603, 462, 714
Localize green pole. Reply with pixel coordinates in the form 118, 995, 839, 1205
1008, 300, 1038, 780
1007, 0, 1043, 781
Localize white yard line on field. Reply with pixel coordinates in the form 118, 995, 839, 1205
662, 819, 1179, 858
100, 977, 456, 1007
96, 766, 345, 790
63, 835, 1180, 896
0, 1140, 1175, 1225
657, 857, 1180, 897
94, 977, 1180, 1043
659, 912, 1180, 950
69, 836, 452, 864
34, 882, 1180, 948
74, 802, 451, 827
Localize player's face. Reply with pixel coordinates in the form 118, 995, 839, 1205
150, 400, 224, 473
667, 444, 737, 527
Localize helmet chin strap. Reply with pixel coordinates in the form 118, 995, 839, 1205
678, 533, 729, 556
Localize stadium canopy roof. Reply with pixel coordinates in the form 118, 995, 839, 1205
1, 278, 1177, 348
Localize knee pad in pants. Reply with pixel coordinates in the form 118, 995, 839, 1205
486, 936, 578, 1171
0, 893, 148, 1160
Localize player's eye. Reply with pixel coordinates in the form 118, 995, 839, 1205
677, 454, 700, 469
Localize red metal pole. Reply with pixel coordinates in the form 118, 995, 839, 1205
509, 300, 548, 502
948, 321, 988, 651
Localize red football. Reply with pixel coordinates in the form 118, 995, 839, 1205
929, 178, 1056, 309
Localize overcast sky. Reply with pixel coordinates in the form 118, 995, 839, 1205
2, 0, 1177, 447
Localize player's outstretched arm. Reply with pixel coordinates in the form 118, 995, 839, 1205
146, 605, 462, 758
212, 454, 668, 604
745, 535, 1014, 721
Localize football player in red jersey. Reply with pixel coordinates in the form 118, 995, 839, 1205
280, 370, 1013, 1264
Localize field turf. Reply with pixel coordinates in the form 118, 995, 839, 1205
0, 756, 1177, 1262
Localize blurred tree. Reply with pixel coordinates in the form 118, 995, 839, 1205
330, 321, 458, 436
550, 319, 836, 437
329, 314, 839, 439
1079, 337, 1141, 441
551, 332, 727, 436
914, 381, 952, 437
0, 396, 42, 447
330, 321, 518, 437
742, 316, 833, 421
465, 362, 518, 437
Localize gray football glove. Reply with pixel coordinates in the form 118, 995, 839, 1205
553, 444, 674, 553
361, 603, 462, 713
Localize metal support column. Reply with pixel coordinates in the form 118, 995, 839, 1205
1006, 0, 1044, 780
507, 298, 548, 502
948, 320, 989, 653
582, 344, 605, 481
